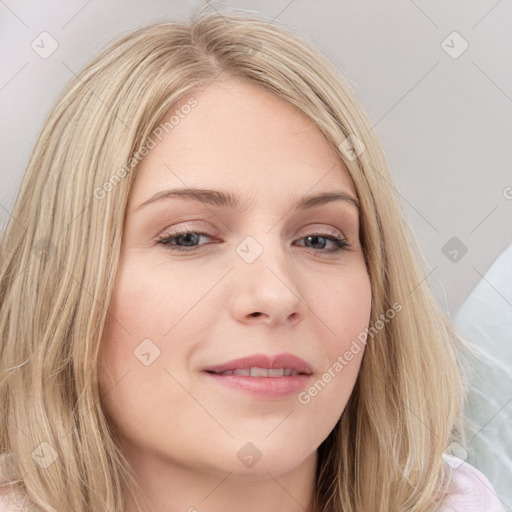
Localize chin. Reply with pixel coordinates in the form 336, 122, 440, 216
225, 446, 317, 482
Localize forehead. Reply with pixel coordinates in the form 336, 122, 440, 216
129, 78, 356, 208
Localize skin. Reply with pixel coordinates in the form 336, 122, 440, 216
98, 78, 372, 512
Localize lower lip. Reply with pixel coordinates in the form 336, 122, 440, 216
203, 372, 312, 399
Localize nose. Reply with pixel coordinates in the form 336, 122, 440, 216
229, 235, 308, 327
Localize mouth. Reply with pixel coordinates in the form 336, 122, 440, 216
202, 352, 313, 375
205, 367, 309, 377
202, 353, 314, 399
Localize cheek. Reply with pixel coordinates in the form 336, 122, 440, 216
97, 255, 206, 417
105, 263, 166, 334
312, 264, 372, 347
97, 262, 163, 398
98, 255, 189, 368
299, 265, 371, 412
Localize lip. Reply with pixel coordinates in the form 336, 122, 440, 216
202, 353, 313, 375
202, 353, 314, 399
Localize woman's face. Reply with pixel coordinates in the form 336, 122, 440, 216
98, 78, 372, 482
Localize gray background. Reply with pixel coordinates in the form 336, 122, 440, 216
1, 0, 511, 316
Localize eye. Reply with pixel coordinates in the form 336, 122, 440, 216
155, 229, 350, 254
295, 233, 350, 253
156, 230, 213, 252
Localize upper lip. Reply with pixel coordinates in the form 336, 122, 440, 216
203, 353, 313, 375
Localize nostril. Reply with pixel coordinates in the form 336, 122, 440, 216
251, 312, 262, 317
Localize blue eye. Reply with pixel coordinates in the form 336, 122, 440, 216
156, 231, 212, 252
297, 234, 350, 253
156, 230, 350, 254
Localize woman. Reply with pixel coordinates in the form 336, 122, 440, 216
0, 6, 505, 512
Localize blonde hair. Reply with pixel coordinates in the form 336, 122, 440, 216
0, 5, 469, 511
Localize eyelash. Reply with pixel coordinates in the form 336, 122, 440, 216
155, 229, 351, 254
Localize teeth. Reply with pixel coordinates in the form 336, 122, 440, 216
217, 367, 300, 377
251, 367, 270, 377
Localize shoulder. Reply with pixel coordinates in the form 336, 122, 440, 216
0, 485, 24, 511
437, 454, 506, 511
0, 489, 25, 512
0, 454, 31, 512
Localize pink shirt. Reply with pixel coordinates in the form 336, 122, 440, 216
437, 454, 506, 511
0, 453, 506, 511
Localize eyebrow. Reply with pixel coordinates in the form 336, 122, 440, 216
135, 187, 360, 213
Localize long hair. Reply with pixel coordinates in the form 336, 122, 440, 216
0, 5, 469, 511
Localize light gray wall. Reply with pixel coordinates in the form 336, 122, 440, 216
1, 0, 511, 316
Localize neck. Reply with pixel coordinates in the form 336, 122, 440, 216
122, 446, 318, 512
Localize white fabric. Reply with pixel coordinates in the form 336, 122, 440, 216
454, 242, 512, 510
